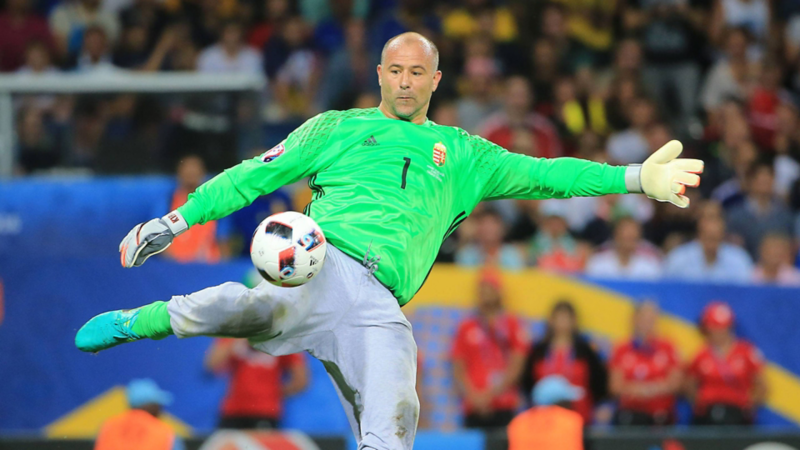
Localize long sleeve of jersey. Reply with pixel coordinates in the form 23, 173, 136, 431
472, 134, 629, 201
177, 111, 341, 226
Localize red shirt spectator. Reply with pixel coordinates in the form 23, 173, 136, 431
452, 313, 529, 414
206, 339, 308, 428
530, 345, 594, 421
521, 301, 608, 424
452, 269, 529, 429
0, 0, 54, 72
686, 301, 768, 425
688, 339, 764, 414
481, 76, 563, 159
609, 301, 682, 425
610, 339, 680, 419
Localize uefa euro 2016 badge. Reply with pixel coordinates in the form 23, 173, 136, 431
433, 142, 446, 167
261, 142, 286, 163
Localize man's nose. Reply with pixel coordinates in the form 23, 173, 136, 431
399, 71, 410, 89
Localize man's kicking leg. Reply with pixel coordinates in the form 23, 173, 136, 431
75, 246, 356, 353
75, 282, 279, 353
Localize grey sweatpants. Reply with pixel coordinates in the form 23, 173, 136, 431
167, 245, 419, 450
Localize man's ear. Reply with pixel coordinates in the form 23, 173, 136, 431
377, 65, 382, 87
432, 70, 442, 92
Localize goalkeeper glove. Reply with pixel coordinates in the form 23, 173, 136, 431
119, 210, 188, 268
625, 140, 703, 208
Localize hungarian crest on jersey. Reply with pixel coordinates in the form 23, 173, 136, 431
433, 142, 446, 167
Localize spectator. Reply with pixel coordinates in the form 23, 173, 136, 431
664, 213, 754, 281
455, 208, 525, 270
15, 41, 60, 115
480, 76, 563, 159
197, 20, 262, 74
529, 200, 588, 273
609, 301, 682, 425
247, 0, 292, 49
456, 56, 502, 133
442, 0, 518, 43
507, 375, 584, 450
301, 0, 369, 28
529, 38, 561, 113
49, 0, 120, 58
69, 98, 107, 167
625, 0, 701, 128
726, 160, 795, 258
642, 195, 699, 253
771, 97, 800, 198
710, 138, 758, 209
686, 302, 768, 425
604, 74, 642, 132
263, 15, 320, 120
113, 19, 157, 69
0, 0, 54, 72
70, 25, 117, 73
700, 27, 754, 116
95, 379, 184, 450
552, 75, 608, 142
552, 0, 620, 66
709, 0, 770, 54
16, 40, 58, 76
369, 0, 440, 60
451, 269, 529, 429
205, 339, 308, 429
316, 19, 378, 111
16, 108, 63, 173
521, 301, 608, 424
585, 217, 663, 280
165, 155, 225, 263
606, 96, 656, 165
752, 234, 800, 285
119, 0, 169, 53
312, 0, 368, 55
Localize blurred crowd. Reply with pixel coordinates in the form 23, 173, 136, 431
6, 0, 800, 278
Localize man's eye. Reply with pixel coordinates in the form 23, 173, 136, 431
391, 70, 400, 74
413, 72, 421, 76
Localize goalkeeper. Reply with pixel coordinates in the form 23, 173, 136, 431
76, 33, 702, 449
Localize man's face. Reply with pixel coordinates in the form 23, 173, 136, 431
477, 281, 502, 314
633, 304, 658, 338
378, 41, 441, 122
614, 220, 640, 254
698, 218, 724, 253
505, 77, 532, 115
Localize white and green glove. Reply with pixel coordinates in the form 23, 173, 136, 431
119, 210, 188, 268
625, 140, 704, 208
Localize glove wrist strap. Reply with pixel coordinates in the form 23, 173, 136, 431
162, 210, 189, 236
625, 165, 644, 193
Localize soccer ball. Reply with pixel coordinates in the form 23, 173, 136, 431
250, 211, 327, 287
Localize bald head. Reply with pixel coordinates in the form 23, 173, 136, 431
381, 32, 439, 72
377, 32, 442, 124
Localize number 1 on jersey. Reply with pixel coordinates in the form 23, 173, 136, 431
401, 157, 411, 189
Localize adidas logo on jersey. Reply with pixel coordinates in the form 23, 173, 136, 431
362, 135, 379, 146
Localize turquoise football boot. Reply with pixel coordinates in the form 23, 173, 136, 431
75, 308, 143, 353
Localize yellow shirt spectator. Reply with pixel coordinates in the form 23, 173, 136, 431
443, 7, 518, 42
552, 0, 618, 51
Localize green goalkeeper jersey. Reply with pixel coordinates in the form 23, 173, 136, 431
178, 108, 629, 305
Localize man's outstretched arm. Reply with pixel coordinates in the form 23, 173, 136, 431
119, 111, 341, 268
477, 137, 702, 207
